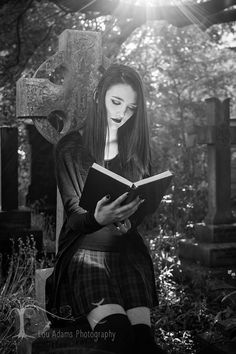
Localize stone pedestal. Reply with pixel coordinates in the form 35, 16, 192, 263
179, 239, 236, 267
195, 223, 236, 243
179, 223, 236, 267
35, 268, 54, 308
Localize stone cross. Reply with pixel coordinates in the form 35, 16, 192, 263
179, 98, 236, 267
188, 97, 236, 225
16, 30, 111, 252
16, 30, 110, 144
231, 117, 236, 199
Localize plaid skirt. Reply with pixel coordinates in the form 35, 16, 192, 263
57, 247, 158, 322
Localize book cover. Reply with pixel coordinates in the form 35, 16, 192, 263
79, 163, 173, 224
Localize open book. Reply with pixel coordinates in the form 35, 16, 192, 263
79, 163, 173, 225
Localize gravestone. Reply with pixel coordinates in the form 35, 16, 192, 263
179, 98, 236, 267
16, 30, 110, 250
231, 117, 236, 202
26, 123, 57, 214
0, 127, 43, 275
16, 30, 111, 352
0, 127, 18, 210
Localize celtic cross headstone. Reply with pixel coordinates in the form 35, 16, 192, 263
16, 29, 110, 250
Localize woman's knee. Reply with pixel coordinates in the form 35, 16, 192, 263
126, 306, 151, 326
87, 303, 126, 330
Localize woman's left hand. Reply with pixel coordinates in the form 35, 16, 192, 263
115, 218, 131, 234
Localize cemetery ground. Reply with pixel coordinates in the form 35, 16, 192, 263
1, 210, 236, 354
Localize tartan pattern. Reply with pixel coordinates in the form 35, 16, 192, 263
58, 248, 158, 321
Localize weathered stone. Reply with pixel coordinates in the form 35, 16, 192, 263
35, 268, 54, 308
195, 223, 236, 243
0, 127, 18, 210
203, 98, 235, 225
180, 98, 236, 268
16, 30, 110, 253
26, 124, 56, 210
56, 187, 64, 254
179, 239, 236, 267
0, 209, 31, 228
231, 117, 236, 200
16, 30, 110, 144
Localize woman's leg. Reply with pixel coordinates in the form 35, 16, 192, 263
127, 306, 166, 354
87, 304, 135, 354
126, 306, 151, 326
87, 304, 126, 330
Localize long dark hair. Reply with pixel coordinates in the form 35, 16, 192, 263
83, 64, 151, 178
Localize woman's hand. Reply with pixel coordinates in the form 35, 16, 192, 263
115, 218, 132, 233
94, 192, 144, 226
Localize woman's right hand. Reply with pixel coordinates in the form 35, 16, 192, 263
94, 192, 144, 226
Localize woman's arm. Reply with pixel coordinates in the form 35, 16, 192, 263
55, 139, 103, 234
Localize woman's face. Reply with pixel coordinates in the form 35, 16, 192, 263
105, 83, 137, 129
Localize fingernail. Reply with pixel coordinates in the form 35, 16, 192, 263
106, 194, 110, 199
139, 199, 145, 204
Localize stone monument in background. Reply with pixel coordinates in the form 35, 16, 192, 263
179, 98, 236, 267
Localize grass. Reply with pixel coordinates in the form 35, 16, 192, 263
0, 237, 50, 354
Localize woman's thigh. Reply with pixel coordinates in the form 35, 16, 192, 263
126, 306, 151, 326
87, 303, 126, 330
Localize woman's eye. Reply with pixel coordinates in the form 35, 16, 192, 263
128, 106, 137, 112
111, 99, 121, 105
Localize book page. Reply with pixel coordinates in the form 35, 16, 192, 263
134, 170, 173, 187
92, 163, 132, 187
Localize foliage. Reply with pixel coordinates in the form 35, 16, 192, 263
0, 237, 37, 353
30, 198, 56, 253
0, 0, 105, 125
118, 21, 236, 233
0, 231, 235, 353
0, 237, 52, 354
145, 232, 236, 353
1, 1, 236, 234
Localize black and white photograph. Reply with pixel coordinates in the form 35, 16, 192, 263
0, 1, 236, 353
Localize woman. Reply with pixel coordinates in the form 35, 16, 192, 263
46, 64, 165, 354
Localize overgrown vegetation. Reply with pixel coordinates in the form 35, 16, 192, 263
0, 228, 236, 353
147, 229, 236, 353
0, 237, 45, 354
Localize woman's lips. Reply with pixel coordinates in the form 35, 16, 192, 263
111, 118, 122, 123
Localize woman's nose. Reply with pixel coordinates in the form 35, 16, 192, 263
117, 106, 127, 118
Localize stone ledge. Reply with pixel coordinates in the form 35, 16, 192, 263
195, 223, 236, 243
178, 239, 236, 267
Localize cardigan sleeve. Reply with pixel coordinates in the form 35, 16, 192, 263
55, 138, 103, 234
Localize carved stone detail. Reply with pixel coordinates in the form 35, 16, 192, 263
16, 30, 111, 144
